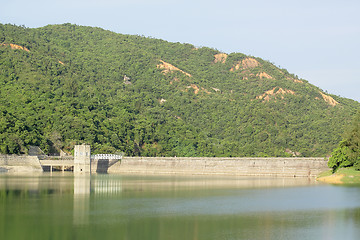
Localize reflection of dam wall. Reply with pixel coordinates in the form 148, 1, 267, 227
107, 157, 330, 177
0, 155, 43, 172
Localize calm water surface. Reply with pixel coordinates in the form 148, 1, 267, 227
1, 173, 360, 240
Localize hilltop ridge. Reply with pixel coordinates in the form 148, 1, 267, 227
0, 23, 358, 157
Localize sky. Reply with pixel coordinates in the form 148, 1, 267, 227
1, 0, 359, 102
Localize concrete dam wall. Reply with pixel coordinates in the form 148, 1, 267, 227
106, 157, 330, 177
0, 154, 330, 177
0, 155, 43, 173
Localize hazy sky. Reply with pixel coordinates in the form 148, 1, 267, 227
1, 0, 359, 102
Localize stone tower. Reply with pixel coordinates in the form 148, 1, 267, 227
74, 145, 91, 173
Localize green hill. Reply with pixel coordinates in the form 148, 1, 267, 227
0, 23, 359, 157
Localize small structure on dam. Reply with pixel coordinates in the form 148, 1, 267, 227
39, 145, 122, 174
74, 144, 91, 173
72, 145, 123, 174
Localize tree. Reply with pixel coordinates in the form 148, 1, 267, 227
328, 111, 360, 172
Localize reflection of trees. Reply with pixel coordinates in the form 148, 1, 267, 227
346, 208, 360, 224
0, 175, 74, 200
0, 188, 56, 199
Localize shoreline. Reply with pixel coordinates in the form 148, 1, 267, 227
317, 173, 345, 184
316, 167, 360, 184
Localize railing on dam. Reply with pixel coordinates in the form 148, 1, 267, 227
91, 154, 122, 160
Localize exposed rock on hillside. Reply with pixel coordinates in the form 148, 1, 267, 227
185, 84, 211, 95
242, 58, 260, 68
1, 43, 30, 52
231, 57, 260, 71
286, 76, 303, 83
159, 98, 167, 104
214, 53, 228, 63
257, 87, 295, 102
257, 72, 273, 79
212, 87, 221, 92
186, 84, 200, 94
319, 92, 339, 106
157, 60, 192, 77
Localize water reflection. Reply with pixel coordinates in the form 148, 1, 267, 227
1, 174, 360, 240
0, 173, 318, 197
0, 173, 74, 196
115, 175, 318, 193
73, 175, 91, 225
93, 175, 122, 195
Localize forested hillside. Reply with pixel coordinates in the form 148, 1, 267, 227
0, 23, 359, 157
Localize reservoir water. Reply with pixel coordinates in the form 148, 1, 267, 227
1, 174, 360, 240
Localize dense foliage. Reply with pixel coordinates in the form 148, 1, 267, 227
0, 23, 359, 156
328, 111, 360, 172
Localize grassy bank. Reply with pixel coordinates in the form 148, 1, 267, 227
317, 167, 360, 184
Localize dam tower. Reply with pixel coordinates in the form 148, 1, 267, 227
74, 145, 91, 173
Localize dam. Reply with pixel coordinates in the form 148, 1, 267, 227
109, 156, 329, 177
0, 145, 330, 177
